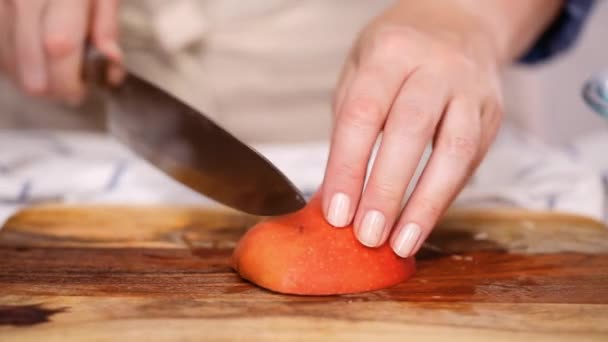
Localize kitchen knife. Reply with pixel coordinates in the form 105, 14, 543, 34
86, 49, 306, 216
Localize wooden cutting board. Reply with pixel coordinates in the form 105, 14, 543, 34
1, 206, 607, 341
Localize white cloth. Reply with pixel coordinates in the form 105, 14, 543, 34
453, 127, 606, 221
0, 126, 606, 226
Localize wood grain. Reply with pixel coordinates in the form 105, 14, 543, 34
1, 206, 607, 341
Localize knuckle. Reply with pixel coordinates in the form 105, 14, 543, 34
372, 27, 412, 57
394, 103, 435, 137
431, 45, 476, 72
43, 32, 79, 59
333, 162, 365, 185
414, 196, 443, 219
438, 135, 479, 159
342, 97, 383, 129
368, 180, 402, 204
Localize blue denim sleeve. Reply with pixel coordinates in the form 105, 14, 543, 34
520, 0, 596, 64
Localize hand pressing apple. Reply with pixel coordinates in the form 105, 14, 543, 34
322, 0, 562, 258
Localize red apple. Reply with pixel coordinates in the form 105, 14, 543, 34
232, 194, 415, 295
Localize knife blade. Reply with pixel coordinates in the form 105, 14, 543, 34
87, 51, 306, 216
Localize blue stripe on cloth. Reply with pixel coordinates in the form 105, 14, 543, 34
17, 180, 32, 203
0, 180, 32, 205
513, 160, 545, 181
45, 132, 73, 156
561, 143, 581, 160
545, 193, 560, 210
105, 160, 129, 191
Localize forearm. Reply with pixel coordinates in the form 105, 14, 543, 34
389, 0, 563, 66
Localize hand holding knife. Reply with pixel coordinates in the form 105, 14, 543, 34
85, 47, 306, 216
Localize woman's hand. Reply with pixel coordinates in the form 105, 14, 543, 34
0, 0, 123, 104
322, 0, 561, 257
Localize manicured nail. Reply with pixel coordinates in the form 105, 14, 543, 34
391, 223, 422, 257
357, 210, 385, 247
327, 192, 350, 227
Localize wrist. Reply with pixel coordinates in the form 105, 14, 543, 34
388, 0, 563, 66
443, 0, 563, 64
384, 1, 505, 68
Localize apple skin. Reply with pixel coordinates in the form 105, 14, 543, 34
232, 194, 416, 295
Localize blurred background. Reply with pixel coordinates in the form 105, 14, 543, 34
0, 0, 606, 144
504, 0, 608, 143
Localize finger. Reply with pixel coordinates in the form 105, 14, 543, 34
14, 0, 47, 95
391, 98, 482, 257
322, 73, 386, 229
0, 1, 16, 79
322, 31, 417, 228
92, 0, 124, 85
106, 62, 126, 85
479, 97, 503, 157
353, 69, 449, 247
43, 0, 91, 104
332, 59, 356, 118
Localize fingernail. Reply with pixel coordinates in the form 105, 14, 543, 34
327, 192, 350, 227
391, 223, 422, 257
357, 210, 386, 247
